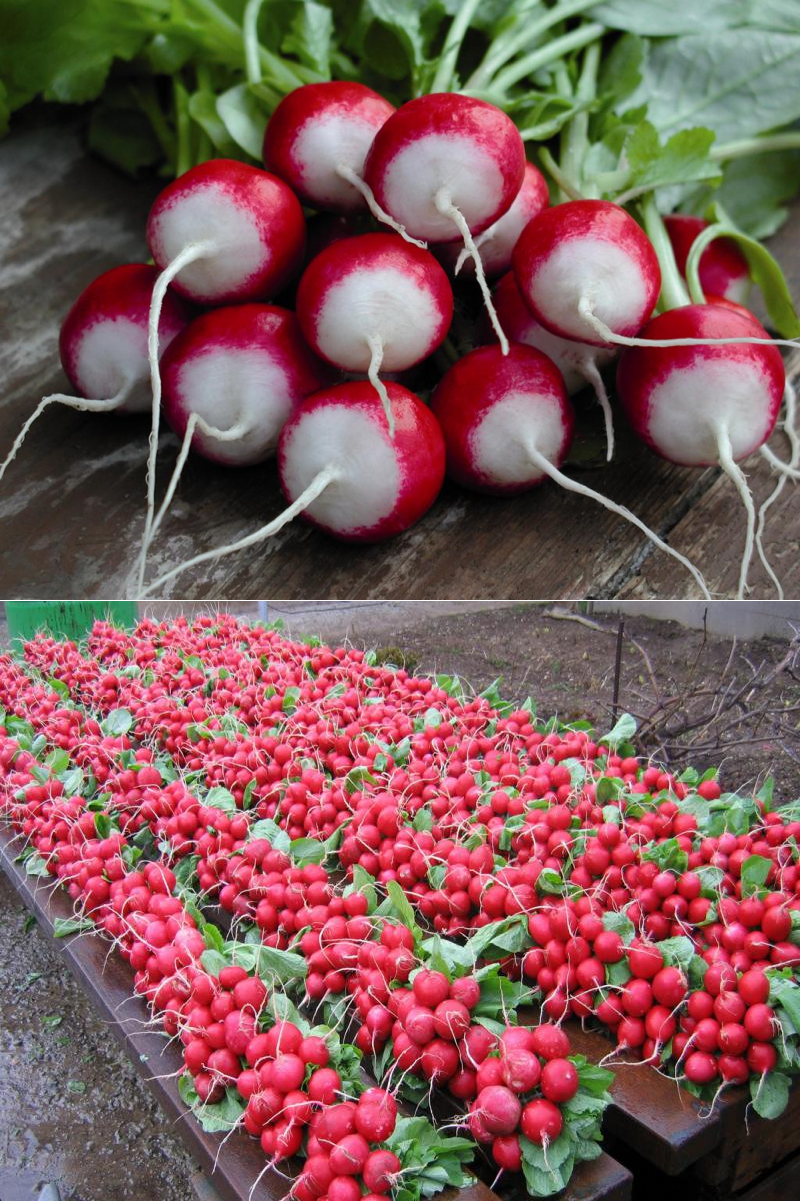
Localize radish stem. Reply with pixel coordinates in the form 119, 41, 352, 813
435, 188, 508, 354
243, 0, 266, 85
0, 385, 133, 483
523, 439, 712, 599
430, 0, 484, 93
140, 463, 341, 596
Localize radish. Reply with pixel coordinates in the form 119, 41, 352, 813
616, 303, 785, 597
512, 199, 661, 347
138, 158, 306, 589
264, 81, 395, 214
295, 233, 453, 433
363, 93, 526, 350
475, 1085, 521, 1136
665, 215, 750, 305
438, 161, 549, 282
430, 343, 711, 597
139, 303, 335, 578
0, 264, 192, 484
141, 382, 445, 596
486, 271, 617, 458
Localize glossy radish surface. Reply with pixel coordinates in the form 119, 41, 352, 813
439, 162, 549, 281
160, 304, 335, 466
513, 199, 661, 345
264, 82, 395, 214
665, 215, 751, 305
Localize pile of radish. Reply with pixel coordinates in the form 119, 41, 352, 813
8, 5, 800, 599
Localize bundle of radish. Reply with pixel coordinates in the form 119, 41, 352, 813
0, 265, 193, 484
140, 304, 335, 580
141, 382, 446, 595
431, 343, 711, 597
295, 233, 454, 434
139, 158, 307, 589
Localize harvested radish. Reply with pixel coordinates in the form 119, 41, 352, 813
439, 162, 549, 282
512, 199, 661, 347
363, 93, 526, 351
264, 81, 395, 214
296, 233, 453, 434
665, 215, 751, 305
139, 158, 306, 589
0, 264, 192, 484
141, 382, 445, 595
138, 304, 335, 580
431, 343, 710, 597
617, 303, 785, 597
486, 271, 617, 458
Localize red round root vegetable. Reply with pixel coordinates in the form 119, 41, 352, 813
513, 199, 661, 346
665, 215, 751, 305
264, 81, 396, 214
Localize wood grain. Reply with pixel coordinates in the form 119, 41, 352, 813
1, 111, 798, 600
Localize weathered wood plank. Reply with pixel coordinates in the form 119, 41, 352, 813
1, 111, 798, 600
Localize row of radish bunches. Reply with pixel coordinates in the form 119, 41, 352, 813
4, 65, 800, 597
2, 615, 800, 1198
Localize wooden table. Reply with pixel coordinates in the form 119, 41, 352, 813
2, 109, 798, 600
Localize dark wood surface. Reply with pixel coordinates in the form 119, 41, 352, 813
1, 110, 798, 601
0, 826, 631, 1201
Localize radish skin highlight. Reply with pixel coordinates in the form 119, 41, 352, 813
296, 234, 453, 436
0, 264, 192, 484
487, 271, 617, 459
431, 343, 711, 598
140, 382, 445, 596
139, 158, 306, 589
617, 304, 785, 598
363, 94, 526, 350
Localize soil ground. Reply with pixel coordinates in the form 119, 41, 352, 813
1, 602, 799, 1201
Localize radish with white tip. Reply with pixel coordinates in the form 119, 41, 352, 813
0, 264, 192, 484
295, 233, 453, 435
485, 271, 618, 459
617, 303, 785, 597
439, 161, 549, 282
431, 343, 711, 598
141, 381, 446, 596
263, 81, 396, 216
139, 303, 336, 579
362, 93, 526, 350
139, 158, 306, 589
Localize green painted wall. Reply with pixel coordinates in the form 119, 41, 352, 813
5, 602, 138, 647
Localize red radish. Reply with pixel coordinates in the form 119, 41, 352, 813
362, 1150, 401, 1194
431, 343, 710, 596
513, 199, 661, 346
487, 271, 617, 458
520, 1098, 563, 1145
296, 234, 453, 433
264, 82, 395, 214
475, 1085, 522, 1135
439, 162, 549, 282
139, 158, 306, 590
363, 93, 526, 350
540, 1058, 578, 1103
0, 265, 191, 484
665, 215, 750, 305
139, 303, 335, 580
617, 303, 785, 597
141, 382, 445, 595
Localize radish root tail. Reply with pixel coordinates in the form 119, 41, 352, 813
714, 422, 757, 599
755, 379, 798, 598
335, 165, 427, 248
436, 189, 509, 355
524, 439, 712, 599
580, 356, 615, 461
138, 238, 217, 593
577, 297, 800, 352
0, 388, 131, 484
366, 333, 395, 438
140, 462, 340, 597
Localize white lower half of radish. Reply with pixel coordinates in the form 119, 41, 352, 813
381, 135, 504, 242
173, 349, 295, 464
281, 405, 399, 534
312, 268, 441, 371
470, 392, 566, 486
150, 187, 268, 300
75, 318, 169, 413
294, 114, 378, 211
515, 323, 616, 396
531, 239, 650, 342
647, 359, 775, 465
